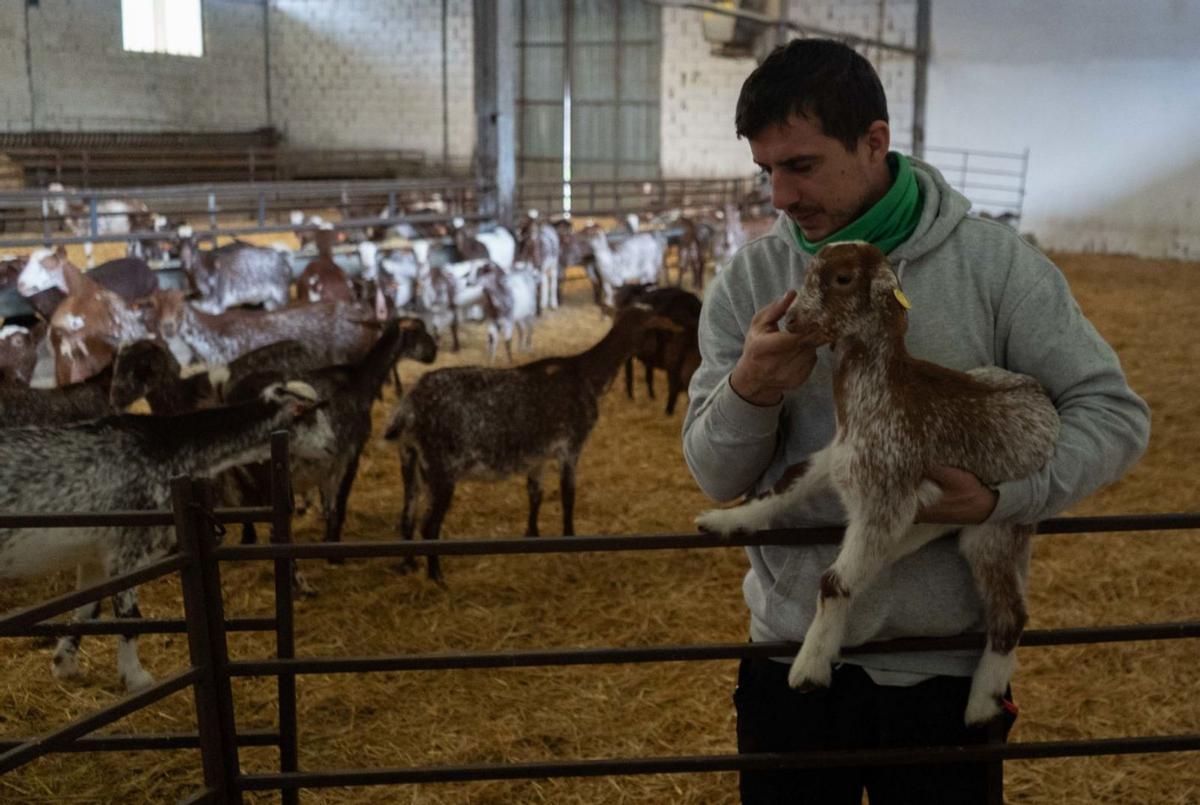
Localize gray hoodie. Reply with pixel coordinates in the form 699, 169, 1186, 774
682, 158, 1150, 681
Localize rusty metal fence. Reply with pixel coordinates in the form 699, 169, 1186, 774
3, 433, 1198, 803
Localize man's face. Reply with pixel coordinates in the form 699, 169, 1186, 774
749, 113, 890, 242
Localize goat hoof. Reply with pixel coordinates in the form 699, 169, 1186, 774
121, 667, 155, 692
392, 558, 419, 576
787, 656, 832, 691
694, 510, 748, 536
51, 652, 81, 679
964, 695, 1005, 728
787, 672, 829, 693
292, 572, 319, 597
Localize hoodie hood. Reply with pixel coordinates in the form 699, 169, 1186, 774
767, 157, 971, 266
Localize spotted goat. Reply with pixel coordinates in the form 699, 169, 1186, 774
384, 305, 680, 582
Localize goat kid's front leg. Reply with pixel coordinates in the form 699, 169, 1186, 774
695, 449, 833, 536
526, 468, 544, 537
788, 504, 913, 692
52, 561, 105, 680
960, 522, 1033, 726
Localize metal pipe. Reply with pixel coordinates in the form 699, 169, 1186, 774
644, 0, 918, 56
236, 734, 1200, 790
225, 622, 1200, 678
213, 512, 1200, 561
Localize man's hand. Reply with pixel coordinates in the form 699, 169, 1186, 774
730, 290, 825, 406
916, 465, 998, 525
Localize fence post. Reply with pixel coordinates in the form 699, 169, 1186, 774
173, 477, 243, 804
269, 431, 300, 805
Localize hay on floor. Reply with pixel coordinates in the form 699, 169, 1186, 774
1, 252, 1198, 804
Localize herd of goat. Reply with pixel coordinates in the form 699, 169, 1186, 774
0, 201, 742, 689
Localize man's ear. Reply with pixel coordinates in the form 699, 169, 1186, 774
863, 120, 891, 163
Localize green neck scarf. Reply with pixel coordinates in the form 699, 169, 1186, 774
792, 151, 924, 255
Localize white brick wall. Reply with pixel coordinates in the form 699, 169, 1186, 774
0, 3, 33, 132
1, 0, 474, 167
659, 8, 756, 179
659, 1, 919, 179
22, 0, 268, 132
267, 0, 475, 162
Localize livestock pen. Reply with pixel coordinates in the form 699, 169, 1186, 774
1, 252, 1198, 803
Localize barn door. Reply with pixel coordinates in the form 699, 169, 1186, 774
517, 0, 661, 215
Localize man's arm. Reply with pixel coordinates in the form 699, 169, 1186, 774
682, 284, 820, 502
984, 253, 1151, 524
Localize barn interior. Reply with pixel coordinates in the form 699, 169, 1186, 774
1, 1, 1198, 803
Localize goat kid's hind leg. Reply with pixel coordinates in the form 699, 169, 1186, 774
695, 448, 834, 536
52, 560, 105, 680
788, 502, 915, 692
559, 456, 578, 536
961, 523, 1033, 726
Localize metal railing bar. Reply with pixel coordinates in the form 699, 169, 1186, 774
236, 733, 1200, 790
0, 668, 200, 775
212, 512, 1200, 562
0, 506, 271, 529
1, 616, 276, 639
225, 622, 1200, 678
0, 510, 176, 528
0, 728, 280, 753
0, 555, 187, 634
924, 145, 1030, 160
0, 177, 481, 201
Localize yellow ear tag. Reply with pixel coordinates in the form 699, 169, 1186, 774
893, 288, 912, 310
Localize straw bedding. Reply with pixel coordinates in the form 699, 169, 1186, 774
1, 247, 1197, 804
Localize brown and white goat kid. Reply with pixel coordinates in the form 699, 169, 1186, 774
696, 241, 1059, 726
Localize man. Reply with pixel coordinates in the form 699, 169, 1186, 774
682, 38, 1150, 804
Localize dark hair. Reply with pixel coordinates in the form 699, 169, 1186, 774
734, 38, 888, 150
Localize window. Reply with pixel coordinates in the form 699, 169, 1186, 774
122, 0, 204, 57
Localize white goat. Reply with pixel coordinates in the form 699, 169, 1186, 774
411, 239, 489, 352
478, 264, 538, 363
696, 241, 1060, 726
585, 229, 667, 307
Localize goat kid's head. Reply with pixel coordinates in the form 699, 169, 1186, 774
781, 241, 909, 345
260, 381, 336, 459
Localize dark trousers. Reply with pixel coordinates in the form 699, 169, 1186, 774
735, 657, 1016, 805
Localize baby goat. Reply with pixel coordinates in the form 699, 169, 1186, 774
696, 241, 1059, 726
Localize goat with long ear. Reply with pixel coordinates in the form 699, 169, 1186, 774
697, 241, 1059, 726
